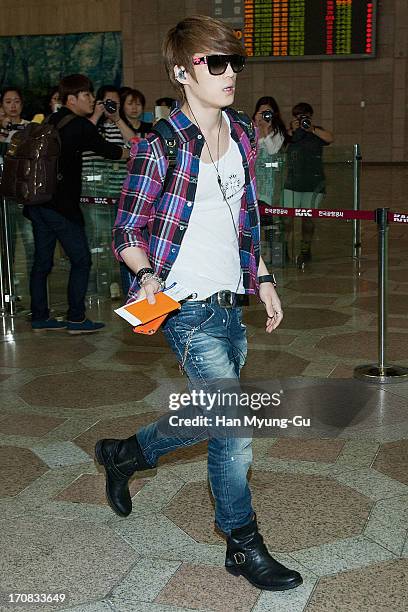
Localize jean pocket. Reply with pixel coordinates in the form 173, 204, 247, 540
172, 304, 215, 333
236, 307, 246, 329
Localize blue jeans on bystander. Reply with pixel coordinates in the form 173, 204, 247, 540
26, 206, 92, 322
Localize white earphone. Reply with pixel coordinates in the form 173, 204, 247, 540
177, 69, 186, 80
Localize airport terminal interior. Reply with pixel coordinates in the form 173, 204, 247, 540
1, 1, 408, 611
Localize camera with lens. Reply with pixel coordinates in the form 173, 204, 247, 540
0, 122, 27, 140
260, 109, 274, 123
102, 99, 118, 114
6, 122, 27, 132
299, 115, 312, 130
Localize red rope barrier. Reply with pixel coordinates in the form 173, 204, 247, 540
79, 198, 408, 224
259, 205, 408, 224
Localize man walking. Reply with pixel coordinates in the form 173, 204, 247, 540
96, 17, 302, 591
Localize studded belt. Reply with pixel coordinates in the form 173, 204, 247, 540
182, 290, 248, 309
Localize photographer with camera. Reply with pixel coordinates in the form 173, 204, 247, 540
84, 85, 135, 298
284, 102, 333, 267
253, 97, 287, 263
84, 85, 134, 174
89, 85, 135, 143
253, 96, 286, 159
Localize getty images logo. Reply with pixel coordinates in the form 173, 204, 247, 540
295, 208, 313, 217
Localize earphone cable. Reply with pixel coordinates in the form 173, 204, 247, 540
179, 102, 246, 367
186, 102, 243, 297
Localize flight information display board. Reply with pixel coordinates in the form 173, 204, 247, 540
213, 0, 377, 60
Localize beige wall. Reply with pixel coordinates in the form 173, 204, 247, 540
0, 0, 121, 35
121, 0, 408, 162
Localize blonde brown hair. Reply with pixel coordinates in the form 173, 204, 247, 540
163, 15, 245, 100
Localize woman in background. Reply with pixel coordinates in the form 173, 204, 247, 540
119, 88, 152, 137
0, 88, 29, 142
253, 96, 286, 160
90, 85, 134, 140
253, 96, 287, 264
0, 87, 33, 283
45, 86, 61, 115
83, 85, 135, 299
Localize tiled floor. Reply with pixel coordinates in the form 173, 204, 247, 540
1, 166, 408, 611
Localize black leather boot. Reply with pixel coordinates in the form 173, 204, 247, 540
225, 517, 303, 591
95, 435, 154, 517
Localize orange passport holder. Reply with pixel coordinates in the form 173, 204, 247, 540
114, 292, 181, 335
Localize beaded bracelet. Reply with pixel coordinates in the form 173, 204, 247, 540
135, 267, 154, 284
139, 272, 165, 290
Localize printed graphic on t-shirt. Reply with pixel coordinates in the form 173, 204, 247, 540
222, 172, 243, 200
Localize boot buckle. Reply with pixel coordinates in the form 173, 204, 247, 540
233, 552, 246, 565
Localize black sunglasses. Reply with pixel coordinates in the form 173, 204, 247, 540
192, 54, 246, 76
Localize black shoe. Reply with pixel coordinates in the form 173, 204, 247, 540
296, 251, 312, 269
67, 319, 105, 335
95, 436, 153, 517
225, 517, 303, 591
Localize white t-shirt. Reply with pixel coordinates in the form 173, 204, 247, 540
166, 113, 245, 300
259, 131, 284, 155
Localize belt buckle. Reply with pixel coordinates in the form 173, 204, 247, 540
218, 290, 234, 308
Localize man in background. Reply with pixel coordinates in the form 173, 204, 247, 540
26, 74, 128, 333
284, 102, 334, 267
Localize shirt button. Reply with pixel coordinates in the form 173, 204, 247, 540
187, 202, 193, 207
197, 134, 203, 140
179, 225, 185, 230
171, 248, 176, 253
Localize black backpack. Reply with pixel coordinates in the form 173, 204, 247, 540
0, 114, 75, 205
152, 110, 256, 192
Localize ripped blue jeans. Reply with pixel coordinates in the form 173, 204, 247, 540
136, 301, 254, 535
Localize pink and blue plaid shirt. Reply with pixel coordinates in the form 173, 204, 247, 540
113, 105, 260, 298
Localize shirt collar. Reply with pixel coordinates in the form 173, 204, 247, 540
168, 102, 243, 144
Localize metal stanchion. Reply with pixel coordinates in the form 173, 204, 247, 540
0, 219, 7, 312
354, 207, 408, 383
0, 162, 5, 314
352, 144, 362, 259
0, 193, 16, 316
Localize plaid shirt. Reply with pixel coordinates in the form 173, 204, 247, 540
113, 105, 260, 297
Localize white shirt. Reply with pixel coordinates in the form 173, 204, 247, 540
259, 131, 284, 155
166, 113, 245, 299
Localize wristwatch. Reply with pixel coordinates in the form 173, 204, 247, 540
258, 274, 277, 286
